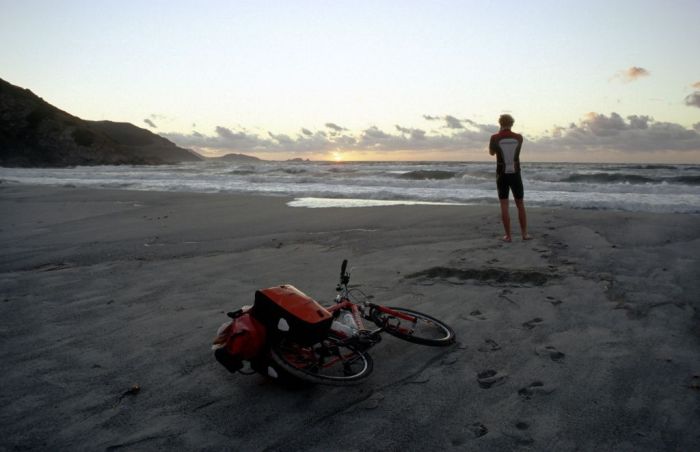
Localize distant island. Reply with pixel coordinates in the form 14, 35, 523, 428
0, 78, 202, 167
210, 153, 262, 162
208, 154, 311, 163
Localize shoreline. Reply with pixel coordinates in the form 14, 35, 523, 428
2, 180, 700, 215
1, 184, 699, 450
3, 158, 700, 215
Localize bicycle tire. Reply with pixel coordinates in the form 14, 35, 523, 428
269, 337, 373, 386
370, 306, 455, 346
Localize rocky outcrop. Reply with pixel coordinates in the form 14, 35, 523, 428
210, 153, 262, 162
0, 78, 202, 167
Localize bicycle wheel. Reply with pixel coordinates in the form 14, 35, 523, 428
370, 307, 455, 346
270, 337, 373, 385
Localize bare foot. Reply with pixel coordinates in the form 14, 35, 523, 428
522, 234, 532, 241
502, 235, 512, 243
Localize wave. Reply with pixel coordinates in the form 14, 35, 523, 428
562, 173, 656, 184
669, 175, 700, 185
281, 168, 307, 174
398, 170, 457, 180
562, 172, 700, 186
608, 164, 677, 170
3, 161, 699, 213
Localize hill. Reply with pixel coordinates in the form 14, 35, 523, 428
0, 78, 202, 167
211, 153, 262, 162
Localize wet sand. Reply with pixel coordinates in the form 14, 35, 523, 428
1, 184, 699, 450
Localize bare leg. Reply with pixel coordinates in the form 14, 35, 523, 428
499, 199, 512, 242
514, 198, 531, 240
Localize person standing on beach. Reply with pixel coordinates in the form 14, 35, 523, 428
489, 114, 531, 242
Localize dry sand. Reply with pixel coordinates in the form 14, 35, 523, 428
1, 184, 699, 450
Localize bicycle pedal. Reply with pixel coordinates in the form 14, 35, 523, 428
356, 329, 381, 344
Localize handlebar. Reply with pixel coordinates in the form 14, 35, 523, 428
339, 259, 350, 287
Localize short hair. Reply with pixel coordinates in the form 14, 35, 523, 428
499, 114, 514, 128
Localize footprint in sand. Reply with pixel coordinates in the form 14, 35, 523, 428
441, 351, 460, 365
504, 421, 534, 445
546, 296, 563, 306
478, 338, 502, 352
450, 422, 488, 446
469, 309, 487, 320
689, 375, 700, 390
522, 318, 543, 330
477, 369, 508, 389
518, 381, 555, 399
499, 289, 519, 305
459, 310, 488, 322
469, 422, 488, 438
536, 345, 566, 362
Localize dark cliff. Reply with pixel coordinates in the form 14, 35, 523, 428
0, 78, 202, 167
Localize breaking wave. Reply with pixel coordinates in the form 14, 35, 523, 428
562, 173, 656, 184
398, 170, 457, 180
1, 160, 699, 213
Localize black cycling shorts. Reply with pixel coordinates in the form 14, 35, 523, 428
497, 173, 524, 200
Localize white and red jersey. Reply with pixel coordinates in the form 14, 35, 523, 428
489, 129, 523, 175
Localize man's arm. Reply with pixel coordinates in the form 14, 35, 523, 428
489, 136, 497, 156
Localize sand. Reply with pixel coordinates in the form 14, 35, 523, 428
1, 183, 699, 450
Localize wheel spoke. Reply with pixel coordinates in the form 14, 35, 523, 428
372, 307, 455, 346
271, 338, 373, 385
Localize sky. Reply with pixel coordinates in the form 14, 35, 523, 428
2, 0, 700, 162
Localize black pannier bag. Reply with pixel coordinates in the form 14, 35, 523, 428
252, 284, 333, 345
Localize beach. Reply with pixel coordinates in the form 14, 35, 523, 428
1, 183, 699, 450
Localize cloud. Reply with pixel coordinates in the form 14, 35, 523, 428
325, 122, 346, 133
268, 132, 294, 145
361, 126, 391, 140
161, 112, 700, 157
162, 118, 492, 156
163, 125, 343, 154
444, 115, 464, 129
614, 66, 650, 82
143, 113, 171, 129
531, 112, 700, 152
684, 92, 700, 108
424, 114, 482, 130
396, 125, 427, 140
582, 111, 628, 136
627, 115, 652, 129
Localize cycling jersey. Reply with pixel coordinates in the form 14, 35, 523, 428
489, 129, 523, 176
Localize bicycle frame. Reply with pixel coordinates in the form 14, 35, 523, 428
328, 267, 419, 340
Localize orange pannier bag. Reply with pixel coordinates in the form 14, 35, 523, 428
213, 309, 267, 373
252, 285, 332, 345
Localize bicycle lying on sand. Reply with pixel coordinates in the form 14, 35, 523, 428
213, 260, 455, 385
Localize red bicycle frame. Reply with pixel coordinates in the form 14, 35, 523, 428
328, 296, 418, 335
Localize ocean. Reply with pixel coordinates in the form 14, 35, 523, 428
2, 161, 699, 213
